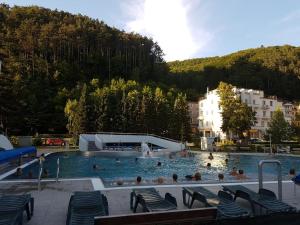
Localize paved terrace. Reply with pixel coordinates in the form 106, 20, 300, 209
0, 179, 300, 225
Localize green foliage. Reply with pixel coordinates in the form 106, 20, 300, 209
266, 108, 294, 143
217, 82, 256, 138
32, 137, 42, 146
65, 79, 191, 141
0, 4, 167, 135
168, 45, 300, 101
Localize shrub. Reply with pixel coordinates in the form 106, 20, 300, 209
9, 136, 19, 147
32, 137, 42, 146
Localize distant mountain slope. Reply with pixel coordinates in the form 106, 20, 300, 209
167, 45, 300, 101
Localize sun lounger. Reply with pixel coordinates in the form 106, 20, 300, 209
223, 185, 297, 215
182, 186, 250, 218
130, 188, 177, 213
0, 212, 23, 225
66, 191, 109, 225
0, 194, 34, 221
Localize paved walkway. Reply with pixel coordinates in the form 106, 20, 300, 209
0, 180, 300, 225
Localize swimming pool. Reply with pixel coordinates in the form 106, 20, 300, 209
4, 151, 300, 186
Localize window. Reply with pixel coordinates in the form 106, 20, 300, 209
206, 111, 208, 115
245, 99, 248, 104
270, 101, 273, 106
263, 100, 266, 105
211, 110, 213, 115
270, 111, 273, 117
206, 121, 208, 126
211, 100, 213, 104
253, 100, 256, 105
263, 111, 266, 117
261, 121, 265, 127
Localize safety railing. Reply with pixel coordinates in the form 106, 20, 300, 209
258, 160, 282, 200
38, 163, 43, 191
56, 158, 60, 182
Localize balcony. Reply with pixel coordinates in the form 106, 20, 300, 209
261, 105, 269, 110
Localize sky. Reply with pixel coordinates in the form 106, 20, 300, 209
2, 0, 300, 61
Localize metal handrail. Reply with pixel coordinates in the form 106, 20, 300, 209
258, 160, 282, 200
56, 158, 60, 182
38, 163, 43, 191
82, 132, 183, 143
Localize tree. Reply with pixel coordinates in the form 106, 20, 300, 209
64, 84, 88, 141
217, 82, 256, 139
266, 108, 294, 144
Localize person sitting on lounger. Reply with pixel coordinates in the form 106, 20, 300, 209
230, 167, 238, 176
136, 176, 142, 185
236, 169, 247, 180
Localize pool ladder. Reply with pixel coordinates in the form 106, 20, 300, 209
38, 162, 43, 191
38, 158, 60, 191
258, 160, 282, 200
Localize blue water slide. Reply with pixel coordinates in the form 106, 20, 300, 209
0, 147, 37, 164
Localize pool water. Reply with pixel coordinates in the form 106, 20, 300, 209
5, 151, 300, 186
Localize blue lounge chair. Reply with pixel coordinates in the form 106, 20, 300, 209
182, 186, 250, 218
223, 185, 297, 215
130, 188, 177, 213
66, 191, 109, 225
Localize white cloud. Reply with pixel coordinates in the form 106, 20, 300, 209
280, 9, 300, 23
122, 0, 212, 61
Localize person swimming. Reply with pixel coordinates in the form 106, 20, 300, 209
172, 173, 178, 183
136, 176, 142, 185
115, 158, 121, 163
194, 172, 201, 181
93, 164, 100, 170
206, 163, 211, 169
157, 161, 162, 167
230, 167, 238, 176
236, 169, 247, 180
15, 167, 22, 177
289, 168, 296, 177
218, 173, 224, 181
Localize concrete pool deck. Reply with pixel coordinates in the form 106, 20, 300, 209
1, 179, 300, 225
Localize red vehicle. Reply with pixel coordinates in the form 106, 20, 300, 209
45, 138, 65, 146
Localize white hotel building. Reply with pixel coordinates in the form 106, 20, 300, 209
198, 88, 294, 139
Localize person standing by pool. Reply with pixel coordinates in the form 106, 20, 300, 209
208, 153, 214, 160
39, 153, 45, 165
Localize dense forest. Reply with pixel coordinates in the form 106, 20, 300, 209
0, 4, 300, 136
168, 45, 300, 101
0, 4, 168, 135
65, 79, 191, 142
